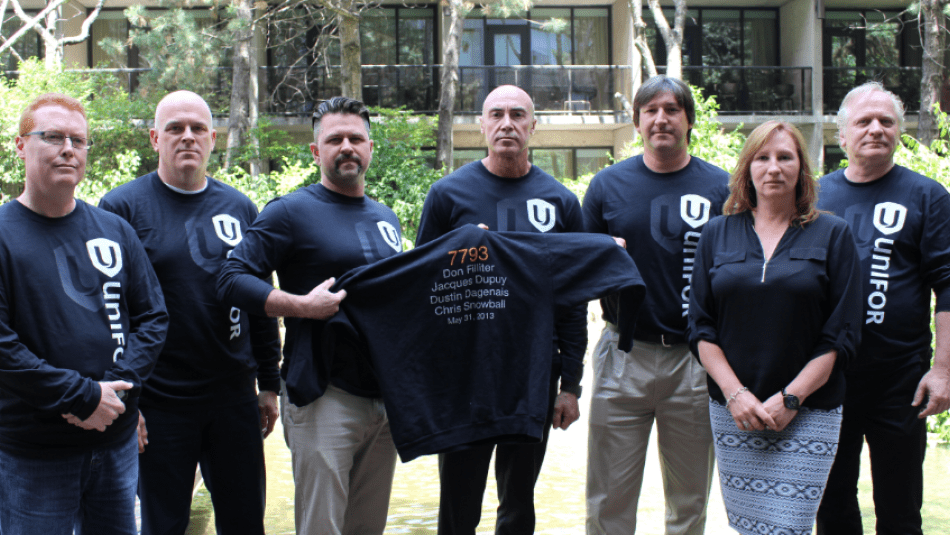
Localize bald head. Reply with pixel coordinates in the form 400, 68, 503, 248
150, 90, 217, 190
482, 85, 534, 119
155, 90, 213, 127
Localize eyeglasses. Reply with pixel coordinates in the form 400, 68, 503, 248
22, 131, 93, 150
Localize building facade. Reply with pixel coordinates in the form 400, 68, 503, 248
4, 0, 943, 175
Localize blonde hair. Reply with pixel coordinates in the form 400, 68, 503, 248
724, 121, 820, 225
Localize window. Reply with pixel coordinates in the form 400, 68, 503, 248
823, 10, 921, 111
90, 10, 130, 69
2, 13, 42, 71
643, 8, 778, 68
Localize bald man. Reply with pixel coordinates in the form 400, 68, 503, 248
100, 91, 281, 535
417, 85, 586, 535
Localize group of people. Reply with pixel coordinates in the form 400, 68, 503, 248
0, 73, 945, 535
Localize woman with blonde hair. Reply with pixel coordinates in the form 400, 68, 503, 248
688, 121, 863, 534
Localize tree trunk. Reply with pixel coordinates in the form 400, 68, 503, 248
647, 0, 686, 80
630, 0, 657, 95
437, 0, 467, 172
249, 26, 261, 178
919, 0, 948, 148
226, 0, 253, 170
338, 0, 362, 100
43, 4, 62, 68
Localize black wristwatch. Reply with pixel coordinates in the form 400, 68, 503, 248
781, 388, 800, 411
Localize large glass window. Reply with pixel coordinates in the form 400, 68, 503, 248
90, 10, 129, 69
643, 8, 778, 68
823, 10, 921, 111
361, 6, 435, 65
2, 13, 42, 71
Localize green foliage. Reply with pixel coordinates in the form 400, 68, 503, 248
100, 1, 229, 110
0, 59, 153, 202
618, 85, 745, 174
363, 107, 443, 245
895, 104, 950, 189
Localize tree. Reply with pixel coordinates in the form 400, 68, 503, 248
436, 0, 471, 171
646, 0, 687, 80
226, 0, 256, 171
916, 0, 949, 147
0, 0, 105, 67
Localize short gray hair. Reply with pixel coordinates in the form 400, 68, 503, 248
312, 96, 371, 142
836, 82, 905, 147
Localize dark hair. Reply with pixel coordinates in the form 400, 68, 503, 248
312, 97, 371, 140
724, 121, 820, 225
633, 76, 696, 143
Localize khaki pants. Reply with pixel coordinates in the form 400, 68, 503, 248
281, 385, 397, 535
586, 325, 715, 535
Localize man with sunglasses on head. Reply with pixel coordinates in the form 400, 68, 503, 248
100, 90, 281, 535
218, 97, 402, 535
0, 93, 168, 535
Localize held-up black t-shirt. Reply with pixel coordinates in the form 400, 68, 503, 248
583, 155, 729, 336
688, 212, 863, 409
100, 172, 281, 408
217, 183, 402, 406
417, 161, 588, 394
326, 225, 645, 461
818, 165, 950, 373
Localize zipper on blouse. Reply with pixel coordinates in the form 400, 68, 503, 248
761, 259, 768, 283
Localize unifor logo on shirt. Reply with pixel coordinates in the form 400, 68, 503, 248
526, 199, 556, 232
87, 238, 123, 277
680, 194, 711, 229
865, 202, 907, 326
872, 202, 907, 235
213, 214, 243, 246
187, 213, 243, 273
378, 221, 402, 252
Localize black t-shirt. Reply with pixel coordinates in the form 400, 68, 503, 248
100, 172, 281, 408
688, 212, 863, 409
818, 165, 950, 373
218, 183, 402, 406
583, 155, 729, 336
417, 161, 588, 393
326, 225, 645, 461
0, 200, 168, 455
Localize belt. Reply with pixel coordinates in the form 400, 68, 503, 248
634, 332, 686, 347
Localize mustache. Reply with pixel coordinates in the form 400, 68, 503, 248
334, 154, 363, 167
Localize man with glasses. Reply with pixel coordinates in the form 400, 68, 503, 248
100, 90, 281, 535
0, 93, 168, 534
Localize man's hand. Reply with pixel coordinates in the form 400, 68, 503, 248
552, 391, 580, 430
299, 278, 346, 320
259, 390, 279, 438
137, 410, 148, 453
611, 236, 626, 249
62, 380, 132, 432
913, 367, 950, 418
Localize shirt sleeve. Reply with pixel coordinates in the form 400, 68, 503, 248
581, 175, 608, 235
922, 187, 950, 312
217, 199, 291, 316
0, 297, 102, 419
809, 220, 863, 370
554, 195, 588, 394
415, 185, 448, 246
687, 222, 721, 358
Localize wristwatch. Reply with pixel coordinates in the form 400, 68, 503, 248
781, 388, 800, 411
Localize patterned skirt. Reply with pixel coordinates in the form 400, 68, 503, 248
709, 398, 843, 535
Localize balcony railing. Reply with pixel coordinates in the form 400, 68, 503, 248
261, 64, 633, 116
15, 64, 819, 117
823, 66, 922, 113
664, 66, 813, 115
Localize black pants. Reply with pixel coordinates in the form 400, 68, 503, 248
138, 399, 266, 535
437, 373, 559, 535
816, 361, 928, 535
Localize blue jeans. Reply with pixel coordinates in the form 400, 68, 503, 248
0, 431, 138, 535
